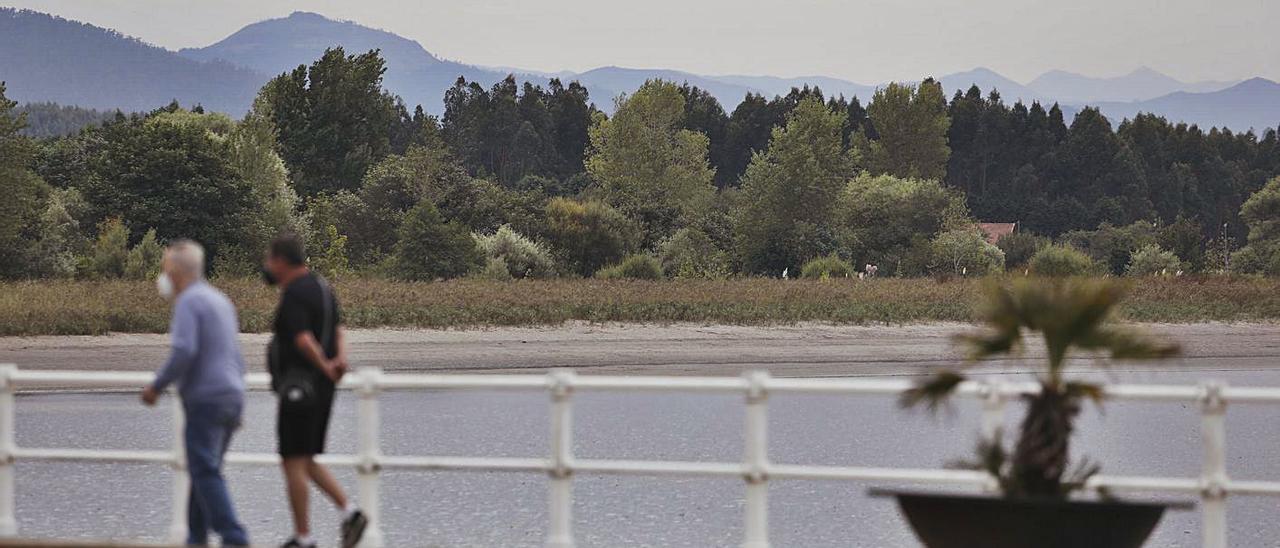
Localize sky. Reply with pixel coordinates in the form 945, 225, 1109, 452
5, 0, 1279, 84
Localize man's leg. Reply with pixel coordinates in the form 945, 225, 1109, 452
282, 456, 313, 537
186, 402, 250, 546
307, 460, 349, 509
186, 472, 208, 546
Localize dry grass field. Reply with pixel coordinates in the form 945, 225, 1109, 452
1, 276, 1278, 336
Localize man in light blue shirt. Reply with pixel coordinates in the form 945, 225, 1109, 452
140, 239, 249, 547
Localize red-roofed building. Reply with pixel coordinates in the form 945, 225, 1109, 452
977, 222, 1018, 245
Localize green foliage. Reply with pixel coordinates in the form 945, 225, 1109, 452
858, 79, 951, 180
1126, 244, 1182, 277
1233, 177, 1280, 275
834, 172, 967, 276
659, 227, 731, 279
15, 102, 121, 138
474, 225, 556, 279
595, 254, 663, 280
79, 108, 254, 261
392, 200, 483, 281
225, 105, 308, 268
930, 229, 1005, 275
311, 225, 352, 279
800, 255, 855, 279
1028, 245, 1100, 277
25, 188, 88, 278
997, 232, 1051, 268
587, 80, 716, 246
257, 47, 399, 196
903, 279, 1179, 497
88, 218, 129, 279
0, 81, 52, 279
1060, 221, 1160, 275
541, 198, 639, 277
734, 98, 852, 274
123, 228, 162, 280
443, 76, 594, 184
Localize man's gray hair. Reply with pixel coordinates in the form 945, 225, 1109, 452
167, 239, 205, 278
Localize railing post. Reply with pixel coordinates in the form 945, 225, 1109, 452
0, 364, 17, 537
1199, 381, 1228, 548
742, 371, 770, 548
357, 366, 385, 547
168, 394, 188, 543
546, 370, 575, 548
979, 382, 1006, 493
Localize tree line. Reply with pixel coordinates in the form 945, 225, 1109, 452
2, 46, 1279, 282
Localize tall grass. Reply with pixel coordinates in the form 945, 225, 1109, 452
1, 276, 1278, 336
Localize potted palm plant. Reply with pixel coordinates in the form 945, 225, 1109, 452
878, 278, 1186, 548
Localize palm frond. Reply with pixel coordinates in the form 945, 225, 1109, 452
1059, 455, 1103, 497
1063, 381, 1106, 408
1077, 326, 1182, 362
899, 370, 966, 413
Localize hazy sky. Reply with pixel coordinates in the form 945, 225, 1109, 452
6, 0, 1279, 84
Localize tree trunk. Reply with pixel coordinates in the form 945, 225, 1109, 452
1010, 385, 1080, 497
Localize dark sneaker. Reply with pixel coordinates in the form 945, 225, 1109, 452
341, 509, 369, 548
281, 538, 317, 548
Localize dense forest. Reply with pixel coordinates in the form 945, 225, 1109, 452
2, 47, 1279, 282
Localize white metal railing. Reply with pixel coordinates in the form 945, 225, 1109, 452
0, 363, 1275, 548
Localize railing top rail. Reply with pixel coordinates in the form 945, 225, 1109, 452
5, 366, 1280, 404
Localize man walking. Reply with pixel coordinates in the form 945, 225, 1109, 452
141, 240, 249, 547
263, 233, 368, 548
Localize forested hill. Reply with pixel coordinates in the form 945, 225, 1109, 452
0, 8, 265, 114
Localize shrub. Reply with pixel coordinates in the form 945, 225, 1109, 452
659, 228, 730, 279
1126, 244, 1183, 276
123, 228, 163, 280
930, 229, 1005, 276
1028, 245, 1099, 277
393, 200, 482, 281
311, 224, 352, 279
595, 254, 663, 280
474, 225, 556, 279
542, 198, 639, 277
476, 257, 514, 281
800, 255, 855, 279
997, 232, 1050, 268
88, 218, 129, 279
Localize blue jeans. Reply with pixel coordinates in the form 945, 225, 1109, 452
183, 398, 250, 546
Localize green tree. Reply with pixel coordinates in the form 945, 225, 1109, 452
88, 217, 129, 279
123, 228, 164, 280
595, 254, 664, 280
258, 47, 399, 196
26, 188, 88, 277
81, 109, 254, 261
931, 229, 1005, 275
541, 198, 639, 277
800, 255, 856, 279
734, 98, 852, 275
392, 200, 482, 281
1232, 176, 1280, 275
587, 80, 716, 246
834, 172, 968, 276
0, 81, 51, 279
311, 224, 352, 279
659, 227, 730, 279
997, 232, 1051, 269
473, 225, 557, 279
227, 103, 308, 262
1028, 245, 1099, 277
858, 79, 951, 180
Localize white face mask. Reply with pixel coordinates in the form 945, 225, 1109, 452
156, 272, 175, 300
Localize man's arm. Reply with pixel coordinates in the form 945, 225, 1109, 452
294, 331, 341, 382
333, 326, 349, 373
143, 299, 198, 405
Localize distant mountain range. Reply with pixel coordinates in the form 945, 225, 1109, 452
3, 8, 1278, 131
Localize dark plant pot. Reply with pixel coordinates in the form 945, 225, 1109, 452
871, 489, 1191, 548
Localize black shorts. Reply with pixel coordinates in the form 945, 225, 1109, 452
277, 383, 336, 457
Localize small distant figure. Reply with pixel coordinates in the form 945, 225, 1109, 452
141, 240, 250, 548
781, 268, 789, 279
1176, 270, 1184, 277
858, 272, 865, 280
962, 266, 968, 276
865, 264, 878, 278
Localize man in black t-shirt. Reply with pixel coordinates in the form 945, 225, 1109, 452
264, 234, 368, 548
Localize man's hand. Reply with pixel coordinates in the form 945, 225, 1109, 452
140, 386, 159, 407
322, 360, 346, 383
